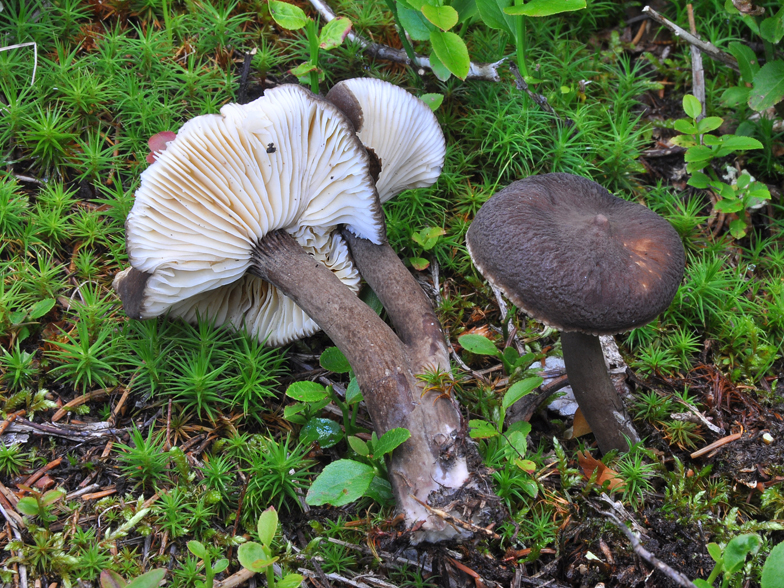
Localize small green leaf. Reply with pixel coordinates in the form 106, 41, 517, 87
469, 419, 499, 439
278, 573, 304, 588
515, 458, 536, 473
319, 17, 352, 50
125, 569, 166, 588
373, 427, 411, 457
100, 570, 128, 588
16, 496, 39, 516
506, 430, 528, 457
290, 61, 319, 80
269, 1, 309, 30
684, 145, 714, 163
238, 542, 277, 572
41, 488, 65, 506
695, 117, 723, 134
761, 541, 784, 588
187, 540, 207, 560
257, 506, 278, 548
320, 347, 351, 373
714, 135, 764, 157
346, 377, 362, 405
728, 41, 760, 85
306, 459, 375, 506
28, 298, 55, 320
286, 381, 329, 402
723, 533, 762, 573
459, 333, 501, 357
687, 171, 710, 189
714, 198, 743, 214
682, 94, 703, 119
721, 85, 751, 107
410, 257, 430, 271
749, 60, 784, 111
503, 0, 586, 16
420, 93, 444, 111
300, 417, 343, 448
476, 0, 515, 37
429, 30, 469, 80
507, 420, 532, 437
503, 377, 544, 410
673, 119, 698, 135
670, 135, 697, 148
397, 2, 435, 41
428, 49, 452, 82
760, 6, 784, 43
422, 5, 459, 30
694, 580, 713, 588
212, 559, 229, 574
707, 542, 723, 564
729, 218, 748, 239
364, 475, 394, 505
347, 435, 369, 456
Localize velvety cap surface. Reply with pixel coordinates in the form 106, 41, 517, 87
466, 173, 685, 335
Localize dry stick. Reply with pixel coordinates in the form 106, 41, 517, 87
690, 431, 743, 459
306, 0, 506, 81
687, 4, 706, 119
214, 568, 255, 588
0, 501, 27, 588
642, 6, 740, 73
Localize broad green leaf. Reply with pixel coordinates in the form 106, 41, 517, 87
364, 475, 394, 505
405, 0, 439, 8
687, 171, 710, 189
212, 559, 229, 574
373, 427, 411, 456
125, 570, 167, 588
422, 5, 459, 30
728, 41, 760, 84
714, 135, 764, 157
502, 346, 520, 368
761, 541, 784, 588
458, 333, 501, 357
759, 6, 784, 44
428, 50, 452, 82
286, 381, 329, 402
320, 346, 351, 373
469, 419, 499, 439
682, 94, 702, 119
100, 570, 128, 588
420, 93, 444, 111
41, 488, 65, 506
283, 403, 307, 423
306, 459, 375, 506
16, 496, 39, 516
187, 540, 207, 560
300, 417, 343, 448
453, 0, 479, 22
707, 542, 723, 563
749, 60, 784, 111
673, 119, 697, 135
476, 0, 515, 37
410, 256, 430, 270
430, 30, 470, 79
347, 435, 369, 456
720, 85, 751, 107
360, 287, 383, 316
237, 542, 277, 572
684, 145, 714, 163
714, 198, 743, 214
278, 574, 304, 588
507, 420, 532, 437
506, 430, 528, 457
729, 218, 748, 239
723, 533, 762, 573
257, 506, 278, 548
28, 298, 55, 320
695, 117, 723, 134
269, 1, 309, 30
397, 2, 435, 41
504, 0, 586, 17
290, 61, 319, 80
346, 377, 362, 405
670, 135, 697, 148
319, 17, 352, 50
502, 377, 543, 410
515, 458, 536, 474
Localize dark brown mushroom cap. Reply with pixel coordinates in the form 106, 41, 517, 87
466, 173, 685, 335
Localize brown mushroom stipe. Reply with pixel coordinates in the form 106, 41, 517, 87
466, 173, 686, 453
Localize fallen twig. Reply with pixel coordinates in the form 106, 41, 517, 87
214, 568, 255, 588
687, 4, 706, 119
690, 431, 743, 459
51, 388, 113, 422
642, 6, 739, 73
307, 0, 506, 81
4, 419, 126, 441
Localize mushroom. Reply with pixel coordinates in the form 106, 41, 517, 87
466, 173, 685, 453
116, 83, 500, 541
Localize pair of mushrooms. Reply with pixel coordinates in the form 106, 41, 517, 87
115, 79, 501, 542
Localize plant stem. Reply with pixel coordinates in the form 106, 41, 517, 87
306, 19, 320, 94
161, 0, 173, 47
514, 1, 529, 79
382, 0, 419, 69
266, 563, 276, 588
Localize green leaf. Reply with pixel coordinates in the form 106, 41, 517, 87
373, 427, 411, 456
346, 377, 362, 405
306, 459, 375, 506
212, 559, 229, 574
694, 580, 713, 588
458, 333, 501, 357
761, 541, 784, 588
319, 17, 352, 50
422, 5, 459, 30
670, 135, 697, 148
504, 0, 586, 17
187, 540, 207, 560
125, 570, 166, 588
707, 543, 723, 564
364, 475, 394, 505
286, 381, 329, 402
429, 30, 470, 80
278, 574, 304, 588
397, 2, 435, 41
428, 49, 452, 82
257, 506, 278, 548
759, 6, 784, 44
729, 218, 748, 239
684, 145, 714, 163
714, 198, 743, 214
696, 117, 724, 134
469, 419, 499, 439
410, 257, 430, 271
749, 60, 784, 111
420, 93, 444, 111
16, 496, 39, 516
237, 542, 277, 572
100, 570, 128, 588
320, 347, 351, 373
714, 135, 764, 157
723, 533, 762, 573
728, 41, 760, 84
28, 298, 55, 320
720, 85, 751, 107
283, 403, 307, 423
507, 420, 532, 438
506, 430, 528, 457
673, 119, 697, 135
300, 417, 343, 448
269, 1, 309, 30
41, 488, 65, 506
502, 377, 543, 410
476, 0, 515, 37
453, 0, 478, 22
682, 94, 702, 119
290, 61, 319, 79
687, 171, 710, 189
347, 435, 369, 456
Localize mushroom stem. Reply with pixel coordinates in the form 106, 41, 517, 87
249, 230, 500, 541
560, 331, 640, 453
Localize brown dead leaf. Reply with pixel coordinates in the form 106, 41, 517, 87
577, 451, 625, 490
571, 408, 592, 438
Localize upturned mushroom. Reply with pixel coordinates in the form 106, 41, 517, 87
115, 82, 499, 541
466, 173, 685, 453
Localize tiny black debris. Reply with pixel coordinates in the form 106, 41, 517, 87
266, 142, 276, 153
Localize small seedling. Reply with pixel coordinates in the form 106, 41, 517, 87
99, 568, 166, 588
16, 488, 65, 528
187, 540, 229, 588
695, 533, 762, 588
409, 226, 445, 271
238, 506, 303, 588
458, 332, 540, 377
